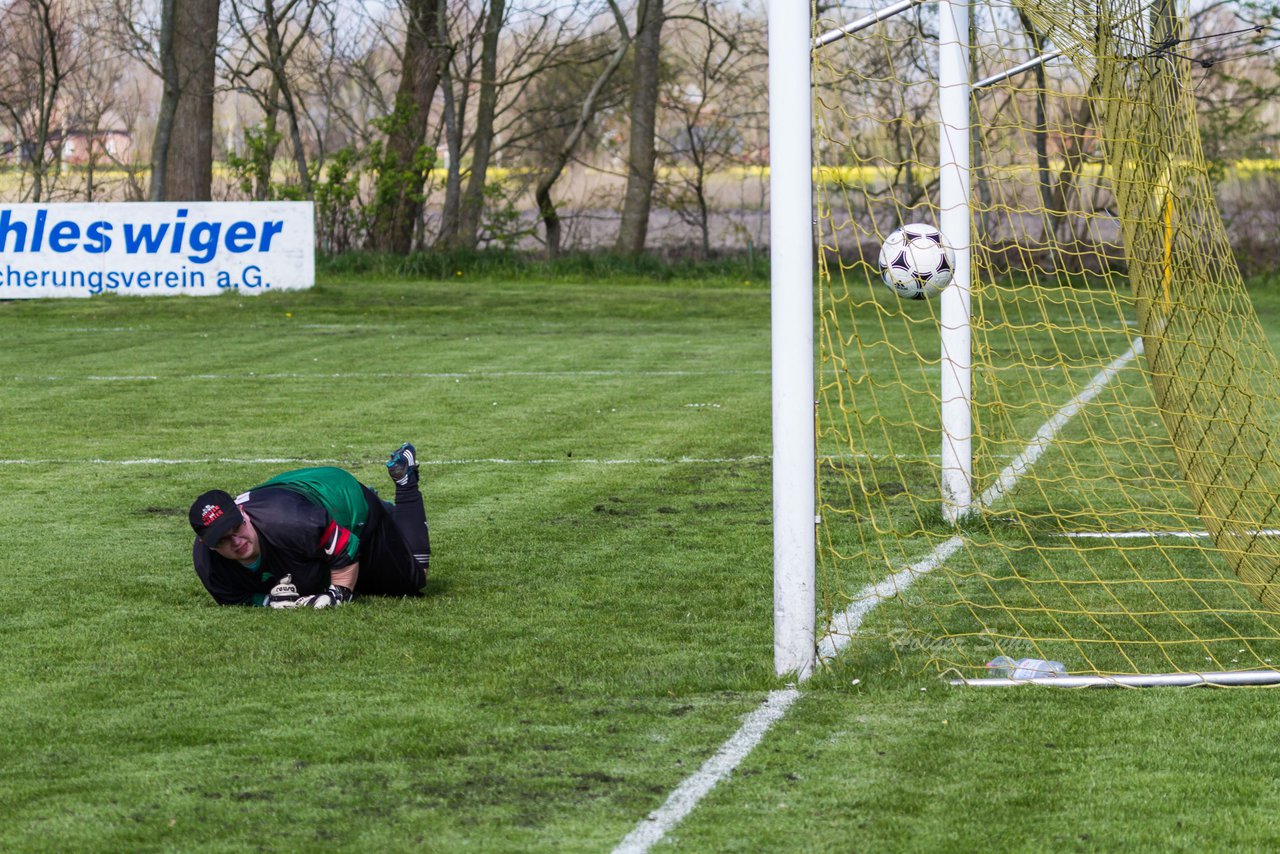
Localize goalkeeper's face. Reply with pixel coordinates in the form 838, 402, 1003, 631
211, 512, 261, 562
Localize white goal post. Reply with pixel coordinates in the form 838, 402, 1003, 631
937, 0, 973, 524
769, 0, 975, 678
769, 0, 817, 680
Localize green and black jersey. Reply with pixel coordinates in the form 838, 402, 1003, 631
255, 467, 370, 560
193, 467, 369, 606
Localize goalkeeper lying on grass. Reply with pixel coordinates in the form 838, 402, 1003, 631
188, 443, 431, 608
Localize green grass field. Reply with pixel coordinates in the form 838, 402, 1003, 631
6, 269, 1280, 851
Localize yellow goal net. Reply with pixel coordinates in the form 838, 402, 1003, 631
813, 0, 1280, 677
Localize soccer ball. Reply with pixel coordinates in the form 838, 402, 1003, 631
877, 223, 955, 300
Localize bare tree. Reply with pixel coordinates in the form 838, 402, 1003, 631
613, 0, 664, 254
449, 0, 505, 249
0, 0, 78, 202
436, 0, 560, 249
1186, 2, 1280, 173
96, 2, 167, 200
437, 1, 485, 246
369, 0, 451, 254
653, 1, 765, 257
225, 0, 333, 198
61, 5, 134, 201
290, 2, 395, 159
525, 5, 631, 258
152, 0, 220, 200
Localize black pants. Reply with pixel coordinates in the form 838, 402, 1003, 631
354, 484, 431, 597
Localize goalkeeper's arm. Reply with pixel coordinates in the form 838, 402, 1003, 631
330, 563, 358, 592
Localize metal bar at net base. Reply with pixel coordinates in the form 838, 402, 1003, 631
951, 670, 1280, 688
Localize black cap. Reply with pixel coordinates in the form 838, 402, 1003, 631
189, 489, 244, 550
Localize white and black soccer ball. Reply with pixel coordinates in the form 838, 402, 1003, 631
877, 223, 955, 300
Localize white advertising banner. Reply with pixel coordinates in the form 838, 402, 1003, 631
0, 201, 314, 298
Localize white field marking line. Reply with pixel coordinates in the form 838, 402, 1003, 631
5, 369, 767, 382
0, 455, 770, 467
816, 536, 966, 661
613, 338, 1144, 854
974, 338, 1144, 511
612, 687, 801, 854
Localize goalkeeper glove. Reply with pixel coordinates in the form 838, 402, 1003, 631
295, 584, 354, 609
265, 575, 301, 609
